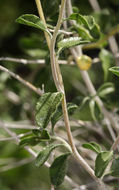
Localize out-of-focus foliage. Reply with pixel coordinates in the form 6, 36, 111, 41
0, 0, 119, 189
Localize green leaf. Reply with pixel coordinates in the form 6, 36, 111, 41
19, 134, 41, 146
72, 97, 92, 121
69, 13, 95, 30
32, 129, 51, 140
50, 153, 70, 187
57, 37, 89, 54
110, 157, 119, 177
35, 92, 63, 128
35, 144, 63, 167
97, 82, 115, 98
16, 14, 51, 36
19, 130, 51, 146
89, 99, 97, 121
109, 67, 119, 77
68, 13, 101, 40
89, 99, 103, 121
95, 151, 113, 178
20, 137, 40, 146
51, 103, 78, 129
82, 142, 101, 153
72, 97, 103, 121
99, 49, 115, 81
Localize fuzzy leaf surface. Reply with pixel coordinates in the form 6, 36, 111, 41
50, 153, 70, 187
58, 37, 89, 54
35, 92, 63, 128
16, 14, 51, 36
35, 144, 63, 167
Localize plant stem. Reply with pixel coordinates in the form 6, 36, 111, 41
67, 0, 118, 136
0, 65, 42, 96
49, 0, 105, 188
35, 0, 106, 188
50, 0, 66, 92
52, 136, 72, 153
35, 0, 51, 49
111, 134, 119, 151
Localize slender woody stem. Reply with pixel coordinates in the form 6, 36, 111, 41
0, 65, 42, 96
35, 0, 106, 188
35, 0, 51, 49
111, 134, 119, 151
49, 0, 105, 188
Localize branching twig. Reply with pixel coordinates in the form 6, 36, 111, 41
0, 65, 42, 96
0, 57, 72, 65
0, 57, 45, 65
67, 0, 118, 138
0, 53, 119, 66
0, 133, 28, 142
46, 0, 105, 188
0, 119, 81, 189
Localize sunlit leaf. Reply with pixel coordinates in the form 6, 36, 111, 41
57, 37, 89, 54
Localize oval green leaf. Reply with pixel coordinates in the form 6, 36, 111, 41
82, 142, 101, 153
35, 144, 63, 167
57, 37, 89, 54
110, 157, 119, 177
99, 49, 115, 81
32, 129, 51, 140
51, 103, 78, 130
68, 13, 101, 40
35, 92, 63, 128
16, 14, 51, 36
95, 151, 113, 178
50, 153, 70, 187
97, 82, 115, 97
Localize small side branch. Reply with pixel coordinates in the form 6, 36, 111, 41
0, 65, 42, 96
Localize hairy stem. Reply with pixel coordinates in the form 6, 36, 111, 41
49, 0, 105, 188
35, 0, 106, 188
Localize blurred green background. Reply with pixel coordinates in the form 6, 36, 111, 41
0, 0, 119, 189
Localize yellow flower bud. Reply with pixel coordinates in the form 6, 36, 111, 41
76, 55, 92, 70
